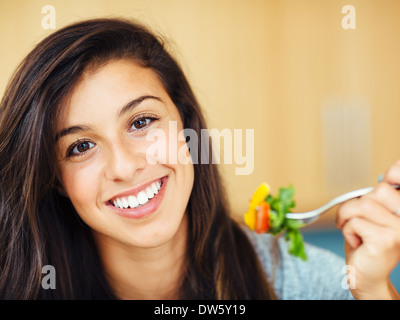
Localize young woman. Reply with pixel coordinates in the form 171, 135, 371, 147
0, 18, 398, 300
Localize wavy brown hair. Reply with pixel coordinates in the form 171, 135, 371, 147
0, 18, 276, 299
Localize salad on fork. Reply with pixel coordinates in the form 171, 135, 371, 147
244, 183, 307, 261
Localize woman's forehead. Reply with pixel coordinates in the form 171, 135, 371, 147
57, 59, 171, 126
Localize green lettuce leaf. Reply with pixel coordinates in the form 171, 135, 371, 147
265, 185, 307, 261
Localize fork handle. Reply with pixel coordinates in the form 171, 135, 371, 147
286, 184, 400, 220
316, 184, 399, 210
322, 184, 400, 214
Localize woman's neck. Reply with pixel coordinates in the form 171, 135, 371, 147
93, 217, 188, 300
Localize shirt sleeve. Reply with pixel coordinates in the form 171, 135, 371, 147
246, 230, 354, 300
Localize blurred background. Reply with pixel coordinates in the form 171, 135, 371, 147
1, 0, 400, 291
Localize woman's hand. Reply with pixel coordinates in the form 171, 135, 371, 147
336, 160, 400, 300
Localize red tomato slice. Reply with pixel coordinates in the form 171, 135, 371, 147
256, 202, 270, 234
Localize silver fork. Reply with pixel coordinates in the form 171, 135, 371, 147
285, 185, 400, 225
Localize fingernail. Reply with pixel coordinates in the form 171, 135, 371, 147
377, 173, 384, 182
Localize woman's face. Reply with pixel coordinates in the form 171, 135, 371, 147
56, 59, 194, 249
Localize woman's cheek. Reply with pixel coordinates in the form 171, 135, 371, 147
143, 125, 189, 166
60, 162, 102, 212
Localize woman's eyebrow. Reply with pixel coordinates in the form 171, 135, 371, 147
55, 95, 163, 142
118, 95, 163, 118
55, 125, 92, 142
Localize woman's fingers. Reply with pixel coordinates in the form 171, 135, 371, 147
365, 182, 400, 215
382, 160, 400, 185
336, 159, 400, 299
341, 216, 400, 299
341, 216, 400, 269
342, 216, 395, 251
336, 191, 400, 230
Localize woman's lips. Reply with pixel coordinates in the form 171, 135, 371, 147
106, 176, 168, 219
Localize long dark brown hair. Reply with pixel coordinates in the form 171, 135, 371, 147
0, 18, 276, 299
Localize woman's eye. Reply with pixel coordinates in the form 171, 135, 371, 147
69, 141, 95, 156
129, 116, 155, 131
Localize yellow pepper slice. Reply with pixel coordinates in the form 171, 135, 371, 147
244, 183, 270, 230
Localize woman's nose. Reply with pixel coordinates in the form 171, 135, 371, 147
104, 140, 146, 181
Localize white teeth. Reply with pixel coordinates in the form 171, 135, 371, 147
111, 179, 163, 209
146, 186, 154, 199
137, 191, 149, 205
116, 198, 123, 209
121, 198, 129, 209
128, 196, 139, 208
151, 183, 158, 195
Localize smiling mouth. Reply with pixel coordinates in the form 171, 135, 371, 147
109, 178, 164, 209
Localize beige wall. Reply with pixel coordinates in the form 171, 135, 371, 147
1, 0, 400, 228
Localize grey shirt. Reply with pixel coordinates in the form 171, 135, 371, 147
246, 230, 354, 300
